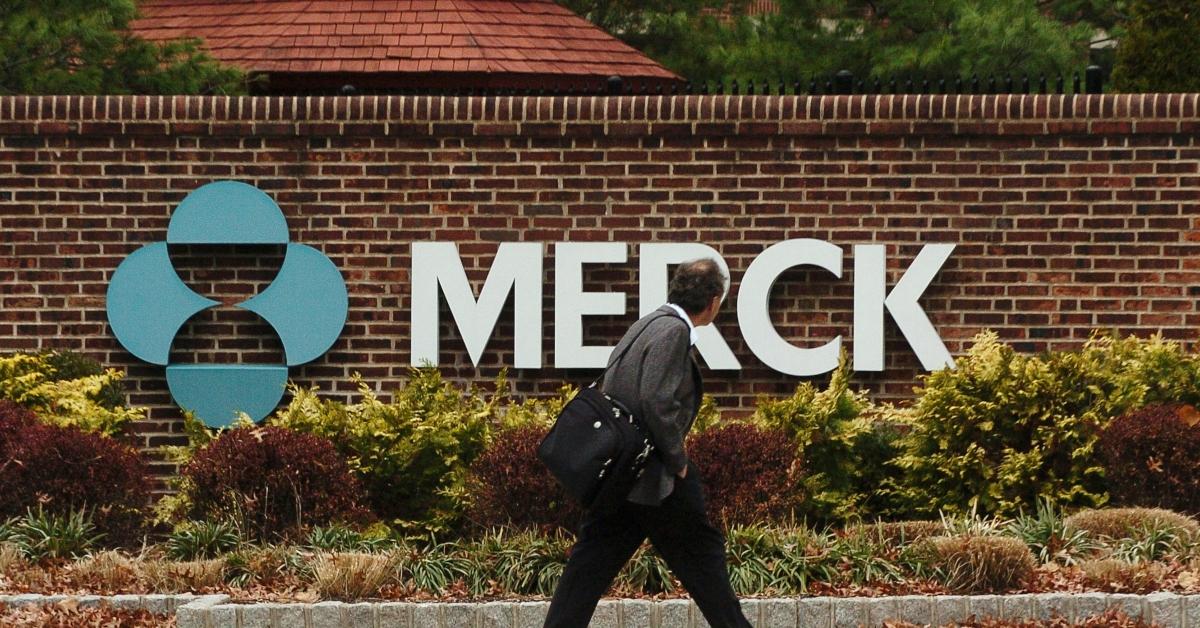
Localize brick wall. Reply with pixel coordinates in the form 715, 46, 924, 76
1, 93, 1199, 484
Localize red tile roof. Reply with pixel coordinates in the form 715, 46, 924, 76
129, 0, 680, 86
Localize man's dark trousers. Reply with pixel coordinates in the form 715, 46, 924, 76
543, 459, 754, 628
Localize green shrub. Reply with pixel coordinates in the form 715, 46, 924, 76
748, 351, 894, 523
889, 329, 1200, 519
271, 368, 496, 537
0, 351, 141, 436
1110, 0, 1200, 93
165, 520, 243, 561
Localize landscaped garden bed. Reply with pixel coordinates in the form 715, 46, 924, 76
2, 329, 1200, 626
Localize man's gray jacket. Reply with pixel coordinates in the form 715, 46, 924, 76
599, 305, 702, 506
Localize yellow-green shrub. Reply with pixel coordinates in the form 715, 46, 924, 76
0, 351, 142, 436
889, 329, 1200, 519
749, 351, 900, 523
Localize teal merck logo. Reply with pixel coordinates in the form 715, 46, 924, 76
106, 181, 348, 428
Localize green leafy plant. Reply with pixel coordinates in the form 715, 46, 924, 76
165, 520, 243, 561
1004, 497, 1098, 566
304, 524, 393, 554
5, 505, 104, 561
393, 534, 473, 594
467, 527, 571, 596
714, 523, 833, 595
616, 544, 675, 595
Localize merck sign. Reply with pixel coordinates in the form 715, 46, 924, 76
411, 240, 957, 377
107, 181, 956, 426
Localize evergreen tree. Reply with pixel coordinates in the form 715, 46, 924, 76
0, 0, 249, 95
560, 0, 1112, 89
1110, 0, 1200, 92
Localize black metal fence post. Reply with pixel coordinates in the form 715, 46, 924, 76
1085, 65, 1104, 94
606, 75, 623, 95
834, 70, 854, 94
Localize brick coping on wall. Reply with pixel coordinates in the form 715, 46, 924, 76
4, 592, 1200, 627
1, 93, 1198, 127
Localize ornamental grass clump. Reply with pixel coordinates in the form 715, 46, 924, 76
615, 544, 675, 595
303, 523, 394, 554
308, 551, 396, 600
165, 520, 243, 561
922, 535, 1036, 593
4, 506, 104, 561
393, 535, 473, 594
1004, 498, 1099, 566
138, 558, 227, 593
70, 550, 139, 591
1063, 507, 1200, 541
0, 542, 25, 574
854, 520, 945, 549
1077, 558, 1170, 593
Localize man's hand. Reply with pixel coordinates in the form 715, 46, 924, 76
676, 464, 687, 479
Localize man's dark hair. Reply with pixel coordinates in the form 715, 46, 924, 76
668, 258, 727, 315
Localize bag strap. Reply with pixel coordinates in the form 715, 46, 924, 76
588, 310, 683, 389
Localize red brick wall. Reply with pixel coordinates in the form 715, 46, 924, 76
1, 93, 1199, 485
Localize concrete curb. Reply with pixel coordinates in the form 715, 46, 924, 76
3, 593, 1199, 627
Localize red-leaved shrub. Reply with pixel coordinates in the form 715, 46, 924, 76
464, 424, 583, 535
686, 422, 803, 529
182, 426, 372, 542
0, 401, 151, 546
1098, 402, 1200, 516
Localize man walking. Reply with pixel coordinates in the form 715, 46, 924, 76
544, 258, 753, 628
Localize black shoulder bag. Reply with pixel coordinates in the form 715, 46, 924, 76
536, 312, 678, 515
